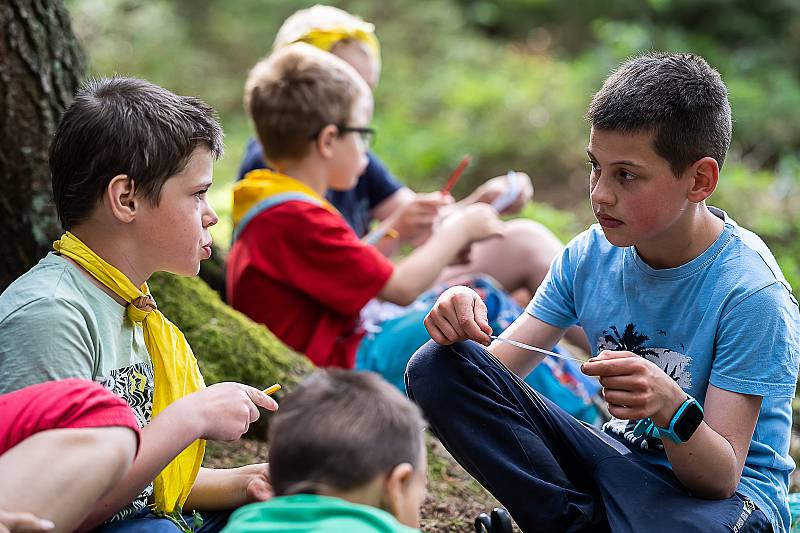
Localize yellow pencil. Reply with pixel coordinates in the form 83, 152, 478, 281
263, 383, 281, 396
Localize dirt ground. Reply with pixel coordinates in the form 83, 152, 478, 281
204, 434, 518, 532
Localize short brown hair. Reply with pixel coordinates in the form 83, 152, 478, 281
244, 43, 369, 162
268, 369, 426, 496
586, 53, 732, 176
50, 77, 223, 230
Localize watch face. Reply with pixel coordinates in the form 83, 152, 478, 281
674, 402, 704, 442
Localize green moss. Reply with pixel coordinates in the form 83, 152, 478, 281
197, 243, 227, 300
149, 272, 313, 391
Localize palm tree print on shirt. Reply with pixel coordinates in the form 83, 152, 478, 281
598, 324, 692, 389
597, 323, 693, 450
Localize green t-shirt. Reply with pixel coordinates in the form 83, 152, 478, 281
222, 494, 421, 533
0, 253, 153, 520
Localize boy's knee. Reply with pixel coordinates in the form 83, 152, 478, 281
406, 341, 451, 389
405, 340, 487, 407
505, 219, 562, 260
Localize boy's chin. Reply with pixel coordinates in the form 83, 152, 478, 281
164, 263, 202, 277
599, 227, 633, 248
330, 178, 359, 191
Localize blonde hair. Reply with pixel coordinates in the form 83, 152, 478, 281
244, 42, 370, 162
273, 4, 380, 63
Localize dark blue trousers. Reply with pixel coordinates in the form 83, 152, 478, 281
406, 341, 771, 533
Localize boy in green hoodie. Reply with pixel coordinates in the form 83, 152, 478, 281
222, 369, 427, 533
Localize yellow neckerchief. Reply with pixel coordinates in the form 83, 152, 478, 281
291, 26, 381, 67
53, 232, 205, 514
232, 169, 339, 238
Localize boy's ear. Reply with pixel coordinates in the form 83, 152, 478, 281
106, 174, 138, 223
382, 463, 414, 518
315, 124, 339, 159
686, 156, 719, 203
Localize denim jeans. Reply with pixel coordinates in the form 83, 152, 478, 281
406, 340, 772, 533
92, 509, 231, 533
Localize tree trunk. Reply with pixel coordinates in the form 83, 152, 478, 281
0, 0, 86, 290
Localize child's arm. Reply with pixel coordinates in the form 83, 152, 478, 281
378, 203, 504, 306
182, 464, 271, 511
423, 286, 566, 376
582, 353, 760, 499
368, 189, 449, 256
79, 383, 277, 529
0, 510, 54, 533
450, 172, 534, 215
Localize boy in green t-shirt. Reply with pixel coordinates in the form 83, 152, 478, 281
223, 370, 427, 533
0, 78, 278, 531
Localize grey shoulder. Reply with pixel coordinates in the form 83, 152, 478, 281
0, 257, 93, 324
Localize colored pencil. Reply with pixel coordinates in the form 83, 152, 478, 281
441, 154, 472, 195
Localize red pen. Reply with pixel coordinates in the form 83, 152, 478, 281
441, 154, 471, 195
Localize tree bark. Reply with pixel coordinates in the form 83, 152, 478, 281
0, 0, 86, 290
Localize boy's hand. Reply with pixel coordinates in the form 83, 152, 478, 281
424, 286, 492, 345
472, 172, 533, 214
581, 350, 685, 425
187, 383, 278, 442
0, 511, 54, 533
442, 203, 504, 244
393, 192, 451, 245
240, 463, 273, 502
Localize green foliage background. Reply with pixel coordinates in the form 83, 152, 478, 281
66, 0, 800, 292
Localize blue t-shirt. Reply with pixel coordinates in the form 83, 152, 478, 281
527, 207, 800, 533
238, 138, 403, 237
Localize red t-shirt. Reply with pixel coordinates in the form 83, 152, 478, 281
227, 201, 395, 368
0, 378, 141, 456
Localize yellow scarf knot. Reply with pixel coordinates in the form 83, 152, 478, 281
53, 231, 204, 513
128, 294, 157, 323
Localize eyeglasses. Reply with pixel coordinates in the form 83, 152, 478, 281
338, 125, 376, 147
309, 124, 376, 147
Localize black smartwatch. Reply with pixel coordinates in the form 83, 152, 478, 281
655, 395, 704, 443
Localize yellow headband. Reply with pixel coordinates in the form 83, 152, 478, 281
293, 26, 381, 65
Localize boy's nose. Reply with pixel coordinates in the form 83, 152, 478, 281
590, 176, 615, 206
204, 206, 219, 227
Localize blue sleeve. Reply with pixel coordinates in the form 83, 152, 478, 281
237, 138, 268, 181
363, 152, 403, 208
710, 282, 800, 397
525, 235, 582, 329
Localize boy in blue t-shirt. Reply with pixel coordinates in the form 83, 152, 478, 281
407, 53, 800, 532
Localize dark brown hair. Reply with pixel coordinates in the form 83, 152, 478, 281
50, 77, 223, 230
244, 43, 368, 162
268, 369, 426, 496
586, 53, 732, 176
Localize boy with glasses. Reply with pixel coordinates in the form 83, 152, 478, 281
227, 43, 505, 386
237, 6, 581, 357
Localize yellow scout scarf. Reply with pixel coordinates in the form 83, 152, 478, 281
291, 25, 381, 66
232, 169, 339, 240
53, 232, 205, 514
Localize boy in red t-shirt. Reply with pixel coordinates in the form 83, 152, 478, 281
0, 379, 140, 532
227, 43, 504, 376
